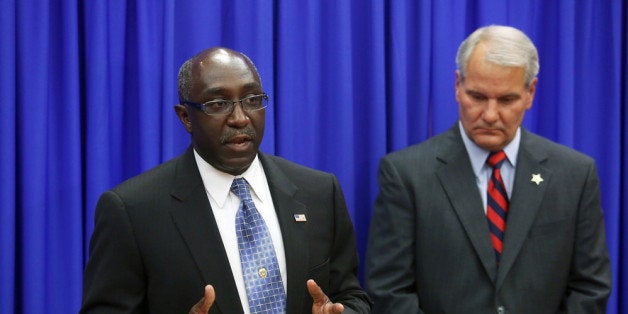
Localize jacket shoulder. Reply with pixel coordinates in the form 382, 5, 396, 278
262, 153, 334, 179
383, 129, 458, 165
522, 131, 596, 167
108, 153, 184, 198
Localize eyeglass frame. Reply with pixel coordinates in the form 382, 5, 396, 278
182, 93, 269, 116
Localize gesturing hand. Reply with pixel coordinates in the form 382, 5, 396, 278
189, 285, 215, 314
307, 279, 344, 314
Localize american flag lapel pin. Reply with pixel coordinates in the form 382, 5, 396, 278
294, 214, 307, 222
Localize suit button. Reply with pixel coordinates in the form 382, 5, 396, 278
496, 305, 506, 314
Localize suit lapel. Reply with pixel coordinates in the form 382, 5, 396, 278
168, 147, 243, 314
496, 131, 551, 289
259, 154, 310, 314
435, 127, 498, 283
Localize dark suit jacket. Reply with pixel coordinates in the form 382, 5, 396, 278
81, 147, 370, 313
366, 125, 611, 314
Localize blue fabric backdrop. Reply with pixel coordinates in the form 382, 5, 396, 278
1, 1, 626, 313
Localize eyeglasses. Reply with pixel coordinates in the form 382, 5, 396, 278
183, 93, 269, 115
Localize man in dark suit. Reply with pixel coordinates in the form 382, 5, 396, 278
365, 25, 612, 313
81, 47, 371, 314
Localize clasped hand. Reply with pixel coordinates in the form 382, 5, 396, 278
189, 279, 344, 314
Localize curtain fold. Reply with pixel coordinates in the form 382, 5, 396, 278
0, 2, 17, 312
1, 0, 625, 312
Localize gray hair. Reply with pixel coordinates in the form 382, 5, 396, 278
456, 25, 539, 87
177, 59, 194, 103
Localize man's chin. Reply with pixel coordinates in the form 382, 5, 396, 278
219, 155, 257, 175
472, 136, 506, 152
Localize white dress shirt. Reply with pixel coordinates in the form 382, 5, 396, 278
193, 149, 287, 314
458, 121, 519, 214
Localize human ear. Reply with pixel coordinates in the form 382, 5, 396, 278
174, 104, 193, 133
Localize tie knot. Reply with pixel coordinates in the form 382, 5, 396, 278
487, 150, 507, 169
231, 177, 252, 201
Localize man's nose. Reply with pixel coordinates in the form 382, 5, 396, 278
482, 99, 499, 122
227, 102, 250, 125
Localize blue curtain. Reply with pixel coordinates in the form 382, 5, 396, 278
1, 1, 626, 313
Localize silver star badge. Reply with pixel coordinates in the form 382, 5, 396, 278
531, 173, 544, 185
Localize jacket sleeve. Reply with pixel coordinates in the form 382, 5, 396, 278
562, 162, 612, 313
80, 191, 146, 314
326, 175, 373, 314
365, 156, 424, 314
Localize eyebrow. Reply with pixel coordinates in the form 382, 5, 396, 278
466, 89, 521, 99
498, 93, 521, 99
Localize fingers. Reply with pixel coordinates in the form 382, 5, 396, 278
330, 303, 344, 313
204, 285, 216, 308
307, 279, 344, 313
189, 285, 215, 314
307, 279, 331, 305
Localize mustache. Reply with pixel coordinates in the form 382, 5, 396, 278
220, 127, 257, 143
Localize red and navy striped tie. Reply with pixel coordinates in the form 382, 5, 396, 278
487, 150, 508, 265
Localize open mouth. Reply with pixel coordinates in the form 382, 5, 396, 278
225, 135, 252, 150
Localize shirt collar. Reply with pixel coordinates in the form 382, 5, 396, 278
193, 149, 266, 207
458, 121, 520, 175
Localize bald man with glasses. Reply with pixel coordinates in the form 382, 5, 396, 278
81, 47, 371, 314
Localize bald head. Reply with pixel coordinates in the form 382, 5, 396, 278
177, 47, 261, 103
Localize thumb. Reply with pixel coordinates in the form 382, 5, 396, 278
307, 279, 328, 304
189, 285, 215, 314
307, 280, 344, 313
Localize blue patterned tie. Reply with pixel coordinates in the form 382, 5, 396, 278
231, 178, 286, 314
